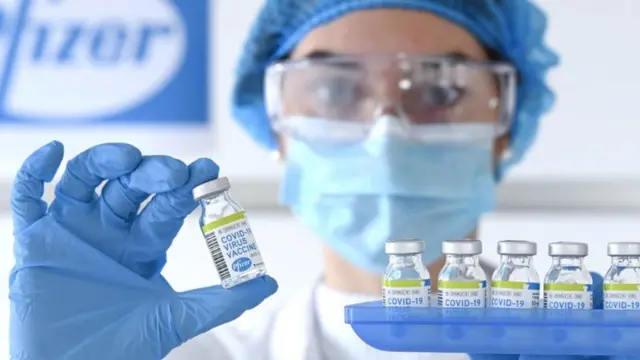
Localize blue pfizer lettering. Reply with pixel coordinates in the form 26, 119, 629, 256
90, 23, 128, 64
135, 25, 173, 61
32, 22, 174, 65
232, 257, 252, 272
0, 0, 207, 122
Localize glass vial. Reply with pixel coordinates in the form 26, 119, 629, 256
491, 240, 540, 309
193, 177, 267, 289
543, 242, 592, 309
438, 240, 487, 308
604, 242, 640, 310
382, 239, 431, 307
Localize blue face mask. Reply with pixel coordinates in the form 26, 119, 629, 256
279, 118, 497, 274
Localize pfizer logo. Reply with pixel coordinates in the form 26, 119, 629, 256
0, 0, 186, 120
232, 257, 252, 273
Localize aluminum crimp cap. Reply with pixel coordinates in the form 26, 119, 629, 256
548, 241, 588, 257
192, 177, 231, 201
385, 238, 425, 255
442, 239, 482, 255
497, 240, 537, 256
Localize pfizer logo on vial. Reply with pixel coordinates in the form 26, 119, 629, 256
0, 0, 207, 123
232, 257, 252, 273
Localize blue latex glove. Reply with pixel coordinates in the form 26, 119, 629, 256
9, 141, 278, 360
469, 273, 638, 360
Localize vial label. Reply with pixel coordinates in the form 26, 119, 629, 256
604, 283, 640, 310
491, 281, 540, 309
437, 280, 487, 308
382, 279, 431, 307
543, 283, 593, 310
202, 212, 264, 281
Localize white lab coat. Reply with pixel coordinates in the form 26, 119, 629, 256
164, 281, 471, 360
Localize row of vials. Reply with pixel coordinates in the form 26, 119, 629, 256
382, 239, 640, 310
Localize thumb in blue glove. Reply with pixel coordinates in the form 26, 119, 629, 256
10, 141, 278, 360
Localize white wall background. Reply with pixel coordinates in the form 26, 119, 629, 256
1, 0, 640, 357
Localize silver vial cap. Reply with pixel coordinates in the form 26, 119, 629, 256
442, 239, 482, 255
385, 239, 425, 255
608, 242, 640, 256
548, 242, 588, 257
497, 240, 537, 256
192, 177, 231, 201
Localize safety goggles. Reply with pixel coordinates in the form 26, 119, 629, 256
265, 54, 516, 143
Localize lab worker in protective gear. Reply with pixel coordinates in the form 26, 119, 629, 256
10, 1, 621, 360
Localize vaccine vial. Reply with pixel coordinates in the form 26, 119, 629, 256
491, 240, 540, 309
438, 240, 487, 308
544, 242, 592, 310
192, 177, 267, 289
383, 239, 431, 307
604, 242, 640, 310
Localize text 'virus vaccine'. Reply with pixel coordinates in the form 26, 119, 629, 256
544, 242, 592, 310
491, 240, 540, 309
193, 177, 267, 289
383, 239, 431, 307
604, 242, 640, 310
438, 240, 487, 308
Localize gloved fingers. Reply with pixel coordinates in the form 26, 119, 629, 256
100, 156, 189, 222
132, 158, 219, 249
11, 141, 64, 233
137, 158, 219, 223
170, 275, 277, 343
54, 143, 142, 203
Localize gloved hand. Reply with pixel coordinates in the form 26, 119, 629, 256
469, 273, 639, 360
9, 141, 278, 360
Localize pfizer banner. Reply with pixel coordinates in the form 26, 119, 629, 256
0, 0, 207, 124
0, 0, 216, 180
0, 0, 282, 184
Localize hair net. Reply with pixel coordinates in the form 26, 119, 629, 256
231, 0, 559, 174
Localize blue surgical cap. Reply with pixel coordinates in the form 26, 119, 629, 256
231, 0, 559, 173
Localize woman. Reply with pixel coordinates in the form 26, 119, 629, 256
9, 1, 563, 359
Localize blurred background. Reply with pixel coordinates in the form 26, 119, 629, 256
1, 0, 640, 355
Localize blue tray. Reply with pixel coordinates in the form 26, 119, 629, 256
344, 301, 640, 356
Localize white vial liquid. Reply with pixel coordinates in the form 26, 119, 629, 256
383, 239, 431, 307
193, 177, 267, 289
604, 242, 640, 310
544, 242, 592, 310
491, 240, 540, 309
438, 240, 487, 308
